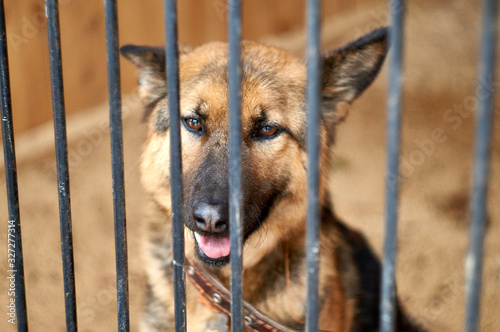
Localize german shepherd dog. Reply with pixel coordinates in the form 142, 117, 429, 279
121, 27, 420, 331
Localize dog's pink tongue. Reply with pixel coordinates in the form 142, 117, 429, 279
198, 235, 231, 259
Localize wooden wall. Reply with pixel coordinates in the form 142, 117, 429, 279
4, 0, 363, 134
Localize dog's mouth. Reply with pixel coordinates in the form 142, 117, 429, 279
194, 232, 231, 265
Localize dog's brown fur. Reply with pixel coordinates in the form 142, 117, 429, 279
121, 28, 420, 331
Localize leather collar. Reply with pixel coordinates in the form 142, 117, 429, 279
185, 257, 302, 332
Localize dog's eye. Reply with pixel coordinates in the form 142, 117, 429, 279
183, 117, 203, 133
257, 125, 279, 138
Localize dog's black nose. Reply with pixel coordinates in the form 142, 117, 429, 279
193, 202, 227, 233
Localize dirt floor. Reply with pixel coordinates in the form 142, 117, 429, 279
1, 0, 499, 331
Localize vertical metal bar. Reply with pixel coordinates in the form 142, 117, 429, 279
380, 1, 405, 331
305, 0, 321, 331
0, 1, 28, 330
104, 1, 130, 331
164, 1, 186, 331
45, 1, 78, 331
228, 0, 243, 331
464, 0, 498, 331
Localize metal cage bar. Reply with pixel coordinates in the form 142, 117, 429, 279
228, 0, 244, 331
305, 0, 322, 331
464, 0, 498, 331
45, 0, 78, 331
164, 1, 187, 331
380, 1, 405, 331
0, 0, 28, 330
104, 1, 131, 331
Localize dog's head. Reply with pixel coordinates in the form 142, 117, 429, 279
121, 28, 387, 266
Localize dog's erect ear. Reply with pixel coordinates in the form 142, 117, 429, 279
120, 45, 167, 108
321, 27, 388, 124
120, 44, 192, 121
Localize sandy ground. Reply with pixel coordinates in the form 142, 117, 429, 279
1, 0, 499, 331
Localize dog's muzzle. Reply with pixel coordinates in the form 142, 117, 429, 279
192, 201, 231, 262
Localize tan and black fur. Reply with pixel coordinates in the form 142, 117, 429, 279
121, 28, 420, 331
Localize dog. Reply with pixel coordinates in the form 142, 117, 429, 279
121, 27, 420, 331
